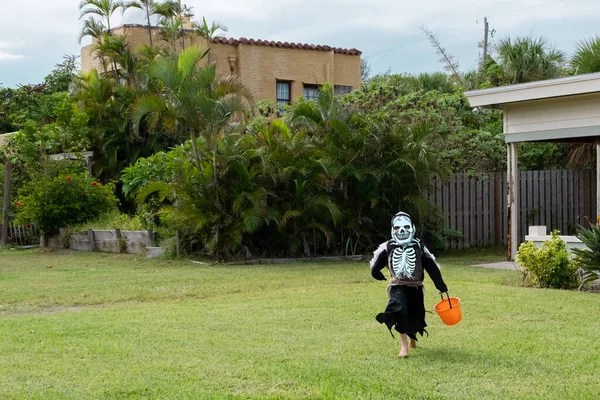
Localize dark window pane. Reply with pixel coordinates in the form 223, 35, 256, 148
303, 84, 319, 101
334, 85, 353, 95
276, 81, 290, 104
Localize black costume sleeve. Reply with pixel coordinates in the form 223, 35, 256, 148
422, 246, 448, 293
370, 242, 388, 281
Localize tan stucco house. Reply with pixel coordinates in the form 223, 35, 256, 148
81, 22, 361, 105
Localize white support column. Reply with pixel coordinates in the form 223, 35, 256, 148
507, 143, 519, 260
596, 141, 600, 218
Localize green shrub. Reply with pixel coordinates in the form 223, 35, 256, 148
15, 161, 118, 235
68, 210, 144, 232
572, 224, 600, 289
516, 231, 578, 289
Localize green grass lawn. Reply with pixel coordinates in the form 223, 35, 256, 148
1, 248, 599, 399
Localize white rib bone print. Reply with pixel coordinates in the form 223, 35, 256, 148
392, 247, 416, 279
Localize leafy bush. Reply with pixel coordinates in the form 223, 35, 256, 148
572, 224, 600, 289
516, 231, 579, 289
15, 160, 118, 234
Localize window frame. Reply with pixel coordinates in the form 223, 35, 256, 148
303, 84, 320, 101
276, 80, 292, 108
334, 84, 353, 95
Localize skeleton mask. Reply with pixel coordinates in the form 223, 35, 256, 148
391, 212, 415, 246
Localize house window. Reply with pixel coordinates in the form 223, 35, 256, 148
303, 84, 320, 101
276, 81, 291, 108
334, 85, 353, 95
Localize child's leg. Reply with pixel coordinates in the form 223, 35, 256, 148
410, 339, 417, 348
399, 334, 409, 357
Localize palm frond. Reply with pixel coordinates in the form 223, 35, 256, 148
178, 45, 208, 79
571, 36, 600, 75
131, 95, 168, 131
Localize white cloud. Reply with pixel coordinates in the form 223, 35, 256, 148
0, 0, 599, 86
0, 41, 25, 61
0, 51, 25, 61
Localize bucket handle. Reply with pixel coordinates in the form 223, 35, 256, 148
440, 292, 452, 309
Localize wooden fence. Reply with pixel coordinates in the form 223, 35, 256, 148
4, 218, 40, 246
427, 170, 597, 249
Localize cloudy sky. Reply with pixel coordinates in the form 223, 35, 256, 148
0, 0, 598, 88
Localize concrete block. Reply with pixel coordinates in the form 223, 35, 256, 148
528, 226, 547, 236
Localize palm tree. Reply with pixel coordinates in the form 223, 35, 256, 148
178, 2, 194, 50
79, 0, 123, 33
78, 16, 106, 44
154, 0, 192, 51
194, 17, 227, 64
158, 17, 181, 52
122, 0, 160, 46
194, 17, 228, 42
79, 0, 124, 80
93, 33, 127, 81
571, 36, 600, 75
131, 45, 253, 174
154, 0, 179, 51
564, 36, 600, 169
494, 36, 565, 84
288, 82, 352, 135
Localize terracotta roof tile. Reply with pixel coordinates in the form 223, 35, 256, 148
211, 36, 361, 55
110, 24, 362, 55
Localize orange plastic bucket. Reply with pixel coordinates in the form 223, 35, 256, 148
434, 294, 462, 326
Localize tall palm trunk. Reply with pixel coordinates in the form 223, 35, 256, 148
178, 1, 185, 50
146, 11, 153, 46
104, 20, 120, 81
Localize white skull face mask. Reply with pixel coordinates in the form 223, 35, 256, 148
391, 213, 415, 246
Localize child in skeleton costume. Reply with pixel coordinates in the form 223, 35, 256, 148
370, 212, 448, 357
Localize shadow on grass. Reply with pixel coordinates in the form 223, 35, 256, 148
416, 345, 484, 364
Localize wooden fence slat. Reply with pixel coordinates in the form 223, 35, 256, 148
483, 175, 490, 246
561, 170, 568, 234
503, 172, 508, 245
591, 169, 595, 224
574, 170, 581, 226
535, 170, 539, 226
477, 178, 483, 246
545, 170, 550, 231
568, 169, 574, 233
551, 170, 558, 231
449, 175, 456, 250
470, 176, 476, 247
583, 169, 588, 224
491, 173, 497, 245
520, 171, 526, 243
457, 174, 464, 248
436, 174, 442, 214
526, 171, 533, 235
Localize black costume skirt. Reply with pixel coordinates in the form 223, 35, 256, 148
376, 285, 427, 340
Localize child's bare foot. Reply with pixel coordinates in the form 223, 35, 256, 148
399, 333, 409, 357
410, 339, 417, 349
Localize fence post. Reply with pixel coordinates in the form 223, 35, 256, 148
1, 161, 10, 245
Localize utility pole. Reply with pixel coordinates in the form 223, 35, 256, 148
483, 17, 489, 62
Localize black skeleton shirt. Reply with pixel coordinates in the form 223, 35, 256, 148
370, 239, 448, 293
